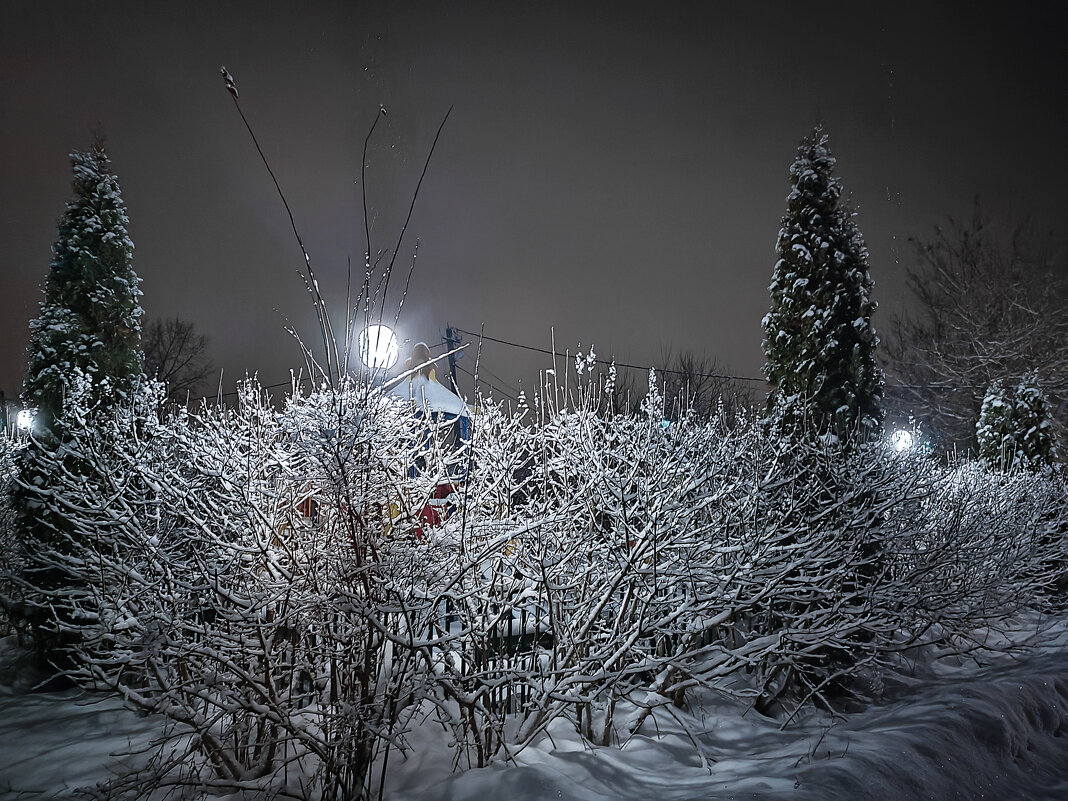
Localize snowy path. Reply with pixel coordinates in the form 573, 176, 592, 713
792, 650, 1068, 801
0, 640, 162, 800
390, 647, 1068, 801
0, 685, 164, 800
1, 635, 1067, 801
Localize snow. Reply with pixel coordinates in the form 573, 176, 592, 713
3, 618, 1067, 800
392, 374, 470, 418
0, 641, 167, 798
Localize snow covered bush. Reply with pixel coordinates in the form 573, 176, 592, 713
2, 360, 1066, 799
891, 460, 1067, 633
3, 375, 416, 798
490, 370, 751, 748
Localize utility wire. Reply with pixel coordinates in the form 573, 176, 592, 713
449, 325, 997, 392
472, 363, 522, 399
190, 328, 991, 404
190, 375, 313, 404
193, 362, 524, 407
451, 326, 766, 383
455, 363, 520, 404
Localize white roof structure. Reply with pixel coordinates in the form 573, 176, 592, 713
392, 374, 470, 418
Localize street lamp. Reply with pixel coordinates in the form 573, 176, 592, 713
890, 429, 914, 452
16, 409, 34, 433
359, 324, 399, 370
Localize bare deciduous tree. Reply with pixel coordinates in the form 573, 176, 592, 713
884, 204, 1068, 452
656, 348, 755, 424
142, 317, 214, 401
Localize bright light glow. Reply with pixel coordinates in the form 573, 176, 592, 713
15, 409, 34, 432
891, 429, 914, 451
359, 325, 399, 370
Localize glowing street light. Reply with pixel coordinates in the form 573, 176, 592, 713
359, 324, 399, 370
15, 409, 34, 433
890, 429, 914, 452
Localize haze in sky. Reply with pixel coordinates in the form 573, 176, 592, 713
2, 1, 1066, 404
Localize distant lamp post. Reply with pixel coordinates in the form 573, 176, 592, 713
890, 429, 914, 452
16, 409, 35, 433
359, 324, 399, 370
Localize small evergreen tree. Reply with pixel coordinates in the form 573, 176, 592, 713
977, 373, 1054, 470
23, 142, 143, 438
762, 125, 883, 444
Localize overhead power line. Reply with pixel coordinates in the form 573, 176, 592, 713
448, 326, 1007, 393
188, 327, 998, 405
190, 375, 313, 404
471, 364, 522, 399
450, 326, 767, 384
454, 363, 520, 404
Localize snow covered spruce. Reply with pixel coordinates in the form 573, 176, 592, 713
1, 361, 1066, 800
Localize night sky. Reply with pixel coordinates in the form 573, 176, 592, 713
3, 2, 1067, 405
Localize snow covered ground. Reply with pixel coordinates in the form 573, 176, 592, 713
2, 620, 1067, 801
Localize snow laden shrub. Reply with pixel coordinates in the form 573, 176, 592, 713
733, 423, 1066, 718
269, 378, 461, 799
889, 460, 1068, 637
447, 368, 890, 737
389, 394, 547, 769
743, 433, 888, 716
377, 365, 777, 759
6, 372, 159, 675
162, 381, 439, 800
762, 125, 883, 444
484, 369, 740, 749
977, 373, 1055, 471
4, 373, 167, 674
4, 364, 1067, 799
5, 375, 413, 799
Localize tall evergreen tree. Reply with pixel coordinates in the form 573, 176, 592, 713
23, 142, 143, 438
762, 125, 883, 443
756, 129, 886, 710
9, 142, 145, 673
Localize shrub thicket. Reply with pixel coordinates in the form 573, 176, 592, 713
0, 362, 1064, 799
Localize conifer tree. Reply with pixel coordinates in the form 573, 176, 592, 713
762, 125, 883, 443
756, 129, 887, 710
977, 373, 1054, 470
10, 142, 144, 672
23, 142, 143, 438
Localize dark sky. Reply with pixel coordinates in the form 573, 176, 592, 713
3, 1, 1067, 404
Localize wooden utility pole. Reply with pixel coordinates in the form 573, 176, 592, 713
443, 325, 461, 392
